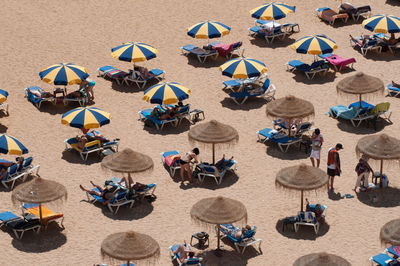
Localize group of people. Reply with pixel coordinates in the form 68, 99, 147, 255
74, 130, 110, 150
66, 78, 95, 102
0, 156, 24, 180
150, 102, 184, 120
350, 33, 400, 51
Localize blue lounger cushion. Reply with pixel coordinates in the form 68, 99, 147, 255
149, 68, 164, 76
386, 246, 399, 258
316, 7, 330, 12
388, 83, 400, 92
0, 211, 19, 222
223, 80, 241, 88
371, 253, 395, 265
182, 44, 197, 52
256, 19, 273, 25
98, 65, 115, 72
162, 150, 179, 158
288, 60, 312, 72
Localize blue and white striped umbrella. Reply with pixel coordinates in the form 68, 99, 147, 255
39, 63, 89, 86
0, 89, 8, 104
362, 15, 400, 33
219, 57, 268, 79
0, 134, 28, 155
290, 35, 338, 55
187, 21, 231, 39
61, 107, 112, 129
143, 82, 191, 104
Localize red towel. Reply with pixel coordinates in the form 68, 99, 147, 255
214, 43, 234, 57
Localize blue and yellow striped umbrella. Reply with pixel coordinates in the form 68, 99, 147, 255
219, 57, 268, 79
39, 63, 89, 86
143, 82, 191, 104
290, 35, 338, 55
61, 107, 112, 130
0, 89, 9, 104
111, 42, 158, 63
0, 134, 28, 155
187, 21, 231, 39
250, 2, 296, 20
362, 15, 400, 33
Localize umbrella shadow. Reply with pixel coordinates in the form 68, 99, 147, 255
184, 55, 224, 69
220, 97, 269, 111
356, 187, 400, 208
386, 0, 400, 6
111, 80, 157, 93
202, 247, 260, 266
60, 149, 101, 165
264, 143, 310, 160
11, 224, 66, 253
0, 124, 7, 133
291, 71, 337, 85
249, 36, 296, 49
141, 119, 191, 135
275, 218, 330, 240
336, 118, 392, 134
328, 190, 345, 201
101, 200, 154, 220
35, 102, 70, 115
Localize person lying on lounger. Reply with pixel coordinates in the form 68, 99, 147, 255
376, 33, 400, 46
173, 240, 197, 263
85, 130, 110, 144
305, 198, 323, 222
0, 157, 24, 180
349, 34, 371, 46
134, 66, 155, 79
150, 105, 179, 120
220, 224, 252, 239
66, 90, 85, 99
79, 182, 116, 205
27, 88, 53, 99
214, 154, 234, 172
117, 175, 148, 192
74, 135, 88, 150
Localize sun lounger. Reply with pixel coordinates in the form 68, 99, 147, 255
350, 37, 382, 56
369, 253, 397, 266
0, 211, 40, 239
339, 2, 371, 21
160, 150, 184, 177
316, 7, 349, 25
318, 53, 356, 71
138, 107, 179, 130
256, 20, 300, 35
217, 224, 262, 254
387, 83, 400, 97
209, 41, 244, 59
295, 211, 320, 234
222, 76, 260, 92
63, 92, 88, 107
64, 139, 102, 161
0, 164, 24, 189
124, 68, 165, 88
257, 128, 302, 152
195, 159, 237, 185
168, 243, 203, 266
181, 44, 218, 63
25, 86, 55, 109
228, 78, 276, 105
85, 131, 120, 152
86, 187, 135, 214
22, 203, 64, 229
307, 204, 328, 219
97, 65, 129, 85
385, 246, 400, 258
286, 60, 329, 80
105, 177, 157, 199
248, 25, 287, 44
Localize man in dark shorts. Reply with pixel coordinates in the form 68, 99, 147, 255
327, 143, 343, 191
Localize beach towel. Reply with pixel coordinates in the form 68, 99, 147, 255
165, 155, 180, 167
324, 54, 356, 70
214, 43, 234, 57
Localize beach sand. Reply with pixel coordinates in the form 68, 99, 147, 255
0, 0, 400, 265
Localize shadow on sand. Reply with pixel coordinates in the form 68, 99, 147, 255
220, 97, 269, 111
249, 36, 296, 49
276, 218, 330, 240
356, 187, 400, 208
60, 149, 101, 165
263, 142, 310, 160
335, 118, 392, 134
141, 119, 192, 135
201, 248, 261, 266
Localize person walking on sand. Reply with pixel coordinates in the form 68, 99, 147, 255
327, 143, 343, 191
309, 128, 324, 168
353, 155, 373, 192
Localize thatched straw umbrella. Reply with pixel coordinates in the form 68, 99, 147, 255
356, 134, 400, 187
380, 219, 400, 246
336, 72, 384, 108
265, 95, 314, 136
188, 120, 239, 164
293, 252, 351, 266
101, 148, 154, 188
101, 231, 160, 265
276, 164, 328, 211
11, 176, 67, 225
190, 196, 247, 252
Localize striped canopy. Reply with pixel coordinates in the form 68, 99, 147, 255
187, 21, 231, 39
362, 15, 400, 33
250, 2, 296, 20
39, 63, 89, 86
219, 57, 268, 79
61, 107, 112, 129
291, 35, 338, 55
0, 89, 9, 104
0, 134, 28, 155
111, 42, 158, 63
143, 82, 191, 104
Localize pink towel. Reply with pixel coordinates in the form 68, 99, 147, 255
164, 155, 180, 167
326, 54, 356, 70
394, 246, 400, 255
214, 43, 234, 57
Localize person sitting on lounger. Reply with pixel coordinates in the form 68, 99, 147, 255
349, 34, 371, 46
85, 130, 110, 144
214, 154, 234, 172
220, 224, 252, 239
79, 182, 115, 205
150, 105, 179, 120
376, 33, 400, 46
134, 66, 154, 79
117, 175, 148, 192
0, 157, 24, 180
75, 135, 88, 150
173, 240, 197, 263
27, 88, 53, 99
305, 198, 323, 222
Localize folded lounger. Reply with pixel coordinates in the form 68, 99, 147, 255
387, 83, 400, 97
248, 25, 286, 44
168, 243, 203, 266
316, 7, 349, 25
181, 44, 218, 63
124, 68, 165, 88
295, 211, 320, 234
97, 65, 129, 85
22, 203, 64, 229
257, 128, 302, 152
25, 86, 55, 109
339, 2, 371, 21
105, 177, 157, 199
228, 78, 276, 105
369, 253, 397, 266
318, 53, 356, 71
86, 187, 135, 214
64, 139, 103, 161
255, 19, 300, 34
0, 211, 40, 239
350, 37, 382, 56
195, 159, 237, 185
209, 41, 244, 59
217, 224, 262, 254
286, 60, 329, 80
160, 150, 182, 177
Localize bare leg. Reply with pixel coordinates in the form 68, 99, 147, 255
310, 158, 315, 167
330, 176, 335, 190
90, 181, 103, 191
187, 167, 193, 183
180, 166, 185, 183
80, 185, 102, 196
316, 159, 320, 168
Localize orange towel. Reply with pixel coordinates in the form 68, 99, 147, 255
27, 205, 63, 226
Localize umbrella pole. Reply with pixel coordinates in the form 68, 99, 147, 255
39, 203, 43, 226
128, 172, 132, 190
127, 261, 130, 266
288, 119, 292, 137
212, 143, 215, 165
301, 190, 304, 212
359, 94, 362, 109
379, 160, 383, 188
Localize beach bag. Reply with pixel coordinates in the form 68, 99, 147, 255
382, 174, 389, 188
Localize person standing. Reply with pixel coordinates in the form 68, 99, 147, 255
80, 78, 95, 101
309, 128, 324, 168
179, 148, 199, 184
327, 143, 343, 191
353, 155, 373, 192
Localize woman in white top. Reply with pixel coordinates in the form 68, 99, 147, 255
309, 128, 324, 168
179, 148, 199, 184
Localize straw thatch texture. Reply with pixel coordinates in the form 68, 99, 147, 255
380, 219, 400, 246
336, 72, 384, 96
293, 252, 351, 266
356, 134, 400, 161
265, 95, 314, 120
190, 196, 247, 226
188, 120, 239, 145
276, 164, 328, 191
11, 176, 67, 204
101, 148, 154, 174
101, 231, 160, 264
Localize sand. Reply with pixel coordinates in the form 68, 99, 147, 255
0, 0, 400, 265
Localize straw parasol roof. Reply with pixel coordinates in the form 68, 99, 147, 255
11, 176, 67, 204
276, 164, 328, 191
191, 196, 247, 225
265, 95, 314, 120
101, 148, 154, 174
188, 120, 239, 145
380, 219, 400, 246
293, 252, 351, 266
356, 134, 400, 161
336, 72, 384, 96
101, 231, 160, 264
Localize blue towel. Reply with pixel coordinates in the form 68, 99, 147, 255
149, 68, 164, 76
162, 150, 179, 158
223, 80, 241, 88
371, 253, 394, 265
316, 7, 330, 12
182, 44, 196, 52
0, 211, 19, 222
288, 60, 311, 72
